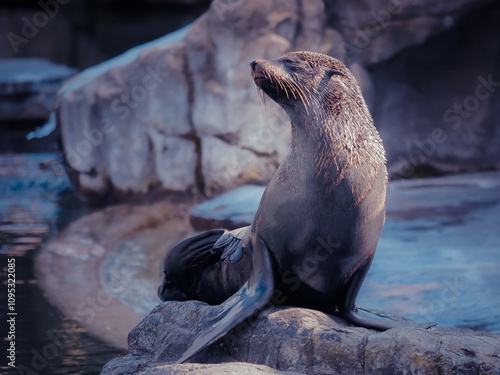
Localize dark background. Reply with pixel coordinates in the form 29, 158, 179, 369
0, 0, 209, 70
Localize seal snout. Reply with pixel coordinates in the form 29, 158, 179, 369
250, 59, 266, 84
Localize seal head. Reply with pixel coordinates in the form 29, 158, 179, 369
158, 228, 251, 305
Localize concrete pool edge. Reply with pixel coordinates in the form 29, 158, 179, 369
35, 200, 188, 351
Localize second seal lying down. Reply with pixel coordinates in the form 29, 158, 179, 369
158, 51, 431, 363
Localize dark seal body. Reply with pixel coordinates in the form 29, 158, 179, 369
248, 51, 387, 315
159, 51, 430, 363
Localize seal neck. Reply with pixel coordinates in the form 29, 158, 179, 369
288, 102, 384, 190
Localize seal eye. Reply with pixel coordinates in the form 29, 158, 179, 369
282, 57, 309, 74
326, 68, 345, 78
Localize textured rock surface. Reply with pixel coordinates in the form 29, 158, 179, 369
57, 0, 318, 201
103, 362, 302, 375
326, 0, 494, 66
57, 0, 500, 201
372, 4, 500, 178
190, 184, 265, 230
101, 301, 500, 375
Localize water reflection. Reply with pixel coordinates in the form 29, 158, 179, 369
0, 153, 123, 375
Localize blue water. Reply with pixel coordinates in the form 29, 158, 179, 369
0, 153, 123, 375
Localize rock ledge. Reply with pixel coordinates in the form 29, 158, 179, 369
101, 301, 500, 375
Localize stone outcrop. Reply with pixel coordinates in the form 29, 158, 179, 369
57, 0, 500, 202
110, 363, 302, 375
325, 0, 494, 66
101, 301, 500, 375
371, 3, 500, 178
189, 184, 265, 230
57, 0, 320, 201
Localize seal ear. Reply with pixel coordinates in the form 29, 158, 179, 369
326, 69, 345, 78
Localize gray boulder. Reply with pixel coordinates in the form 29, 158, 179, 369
327, 0, 492, 66
57, 0, 324, 201
57, 0, 500, 202
101, 301, 500, 375
189, 184, 265, 230
371, 4, 500, 178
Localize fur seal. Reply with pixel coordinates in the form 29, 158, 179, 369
159, 51, 433, 363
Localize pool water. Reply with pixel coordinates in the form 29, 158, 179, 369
2, 153, 499, 375
0, 153, 124, 375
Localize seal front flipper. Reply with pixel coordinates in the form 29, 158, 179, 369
340, 254, 436, 330
212, 226, 250, 263
175, 236, 274, 364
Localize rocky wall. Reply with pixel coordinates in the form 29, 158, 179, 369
56, 0, 499, 201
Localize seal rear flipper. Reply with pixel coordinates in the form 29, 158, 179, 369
175, 237, 274, 364
343, 306, 436, 331
340, 254, 436, 331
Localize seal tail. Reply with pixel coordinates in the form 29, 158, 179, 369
175, 236, 274, 363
